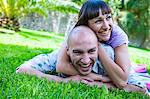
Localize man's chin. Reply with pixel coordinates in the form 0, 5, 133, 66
79, 70, 91, 76
78, 64, 93, 75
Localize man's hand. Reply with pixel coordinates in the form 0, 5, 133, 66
64, 75, 114, 89
101, 76, 111, 82
80, 80, 115, 89
65, 75, 94, 83
85, 73, 112, 82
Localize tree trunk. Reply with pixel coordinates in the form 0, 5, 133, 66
56, 12, 61, 34
139, 33, 147, 48
0, 17, 20, 32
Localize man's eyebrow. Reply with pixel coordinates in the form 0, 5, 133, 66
72, 49, 83, 53
92, 47, 97, 49
89, 47, 97, 51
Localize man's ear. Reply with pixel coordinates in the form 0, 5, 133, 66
98, 43, 100, 46
66, 46, 70, 56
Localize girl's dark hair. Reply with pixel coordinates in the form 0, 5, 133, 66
75, 0, 111, 27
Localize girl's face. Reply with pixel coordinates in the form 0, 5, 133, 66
88, 9, 113, 42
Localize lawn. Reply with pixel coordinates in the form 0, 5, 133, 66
0, 28, 149, 98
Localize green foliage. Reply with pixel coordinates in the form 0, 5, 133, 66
0, 29, 149, 98
47, 0, 80, 14
71, 0, 86, 6
119, 0, 150, 48
125, 0, 149, 34
0, 0, 50, 31
104, 0, 122, 17
0, 0, 49, 19
0, 0, 81, 31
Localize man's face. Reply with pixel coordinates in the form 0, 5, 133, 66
67, 33, 98, 75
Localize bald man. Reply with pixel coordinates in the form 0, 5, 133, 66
16, 26, 101, 82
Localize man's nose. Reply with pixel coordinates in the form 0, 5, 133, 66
81, 55, 91, 65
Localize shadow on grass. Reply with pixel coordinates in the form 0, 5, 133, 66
129, 45, 150, 51
0, 28, 15, 34
17, 30, 60, 40
17, 31, 40, 41
17, 30, 64, 45
0, 43, 53, 59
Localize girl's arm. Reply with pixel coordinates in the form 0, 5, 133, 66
56, 41, 78, 75
98, 44, 130, 88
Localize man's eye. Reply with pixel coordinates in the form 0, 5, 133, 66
89, 49, 96, 53
73, 51, 82, 54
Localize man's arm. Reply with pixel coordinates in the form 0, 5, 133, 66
16, 65, 65, 82
81, 80, 115, 89
16, 65, 88, 83
56, 41, 78, 75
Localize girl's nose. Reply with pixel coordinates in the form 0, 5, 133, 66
102, 19, 109, 30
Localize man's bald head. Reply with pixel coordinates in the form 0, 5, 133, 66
67, 26, 98, 47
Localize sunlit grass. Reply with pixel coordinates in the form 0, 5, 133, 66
0, 28, 64, 49
0, 28, 149, 98
129, 47, 150, 66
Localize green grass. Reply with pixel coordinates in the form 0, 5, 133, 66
129, 47, 150, 65
0, 28, 150, 98
129, 47, 150, 75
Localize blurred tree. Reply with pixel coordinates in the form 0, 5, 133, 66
119, 0, 150, 49
46, 0, 80, 34
104, 0, 124, 23
0, 0, 80, 31
71, 0, 86, 6
48, 0, 80, 14
0, 0, 50, 31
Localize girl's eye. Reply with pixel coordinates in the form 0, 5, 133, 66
106, 16, 112, 20
95, 20, 103, 24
